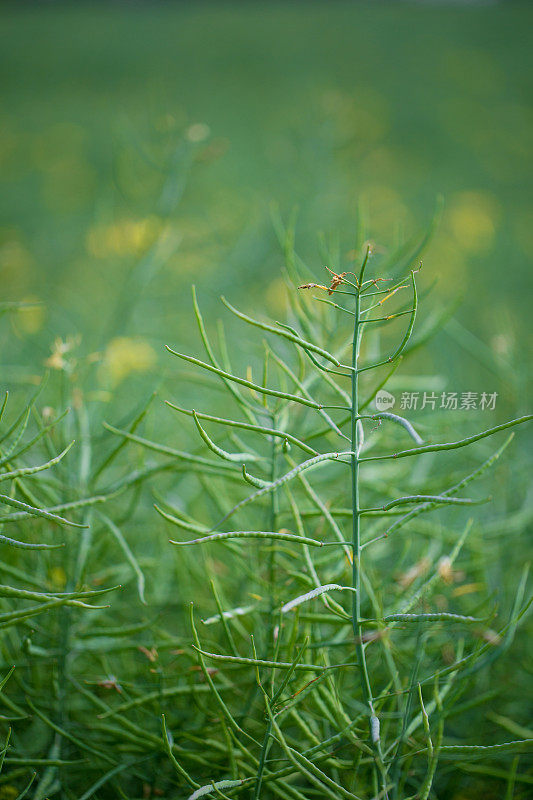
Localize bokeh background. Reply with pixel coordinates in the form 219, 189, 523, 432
2, 0, 532, 389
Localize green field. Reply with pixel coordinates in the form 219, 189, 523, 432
0, 2, 532, 798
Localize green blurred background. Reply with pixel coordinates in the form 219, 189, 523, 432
1, 0, 532, 389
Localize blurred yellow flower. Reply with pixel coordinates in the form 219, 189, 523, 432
100, 337, 156, 386
49, 566, 67, 590
86, 217, 161, 259
448, 191, 500, 255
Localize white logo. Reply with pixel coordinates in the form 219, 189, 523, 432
374, 390, 395, 411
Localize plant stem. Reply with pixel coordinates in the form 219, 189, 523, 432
254, 414, 279, 800
268, 412, 279, 651
351, 286, 387, 792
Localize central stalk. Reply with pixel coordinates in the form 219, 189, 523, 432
351, 275, 387, 791
350, 288, 370, 686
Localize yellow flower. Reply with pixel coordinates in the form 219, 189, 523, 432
86, 217, 160, 259
49, 566, 67, 590
100, 337, 156, 386
448, 191, 500, 255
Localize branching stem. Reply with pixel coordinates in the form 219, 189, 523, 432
351, 278, 387, 792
